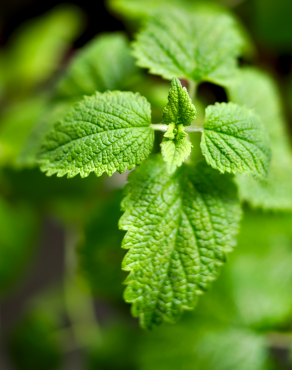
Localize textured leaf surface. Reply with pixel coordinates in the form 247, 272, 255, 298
161, 136, 192, 174
163, 77, 196, 126
160, 78, 195, 172
119, 155, 241, 329
38, 91, 154, 178
54, 33, 139, 102
227, 68, 292, 210
201, 103, 271, 179
132, 8, 243, 84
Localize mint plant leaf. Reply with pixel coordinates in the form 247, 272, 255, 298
163, 77, 196, 126
119, 155, 241, 329
201, 103, 271, 179
227, 68, 292, 210
132, 8, 243, 85
38, 91, 154, 178
54, 33, 139, 103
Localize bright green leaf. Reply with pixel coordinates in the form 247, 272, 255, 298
54, 32, 140, 103
227, 68, 292, 210
160, 78, 195, 172
201, 103, 271, 179
161, 124, 192, 173
162, 77, 196, 126
132, 8, 243, 85
119, 155, 241, 329
38, 91, 154, 178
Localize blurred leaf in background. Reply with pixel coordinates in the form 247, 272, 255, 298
78, 190, 126, 303
54, 32, 141, 103
0, 5, 85, 97
0, 96, 47, 167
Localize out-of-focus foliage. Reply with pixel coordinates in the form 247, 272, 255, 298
0, 5, 84, 96
0, 198, 38, 295
78, 190, 126, 302
7, 311, 63, 370
54, 32, 140, 103
0, 97, 47, 167
252, 0, 292, 50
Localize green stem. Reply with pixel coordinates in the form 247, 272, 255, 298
151, 124, 203, 132
64, 225, 102, 350
187, 79, 197, 102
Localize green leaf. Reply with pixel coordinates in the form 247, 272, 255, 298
201, 103, 271, 179
54, 32, 140, 103
227, 68, 292, 210
163, 77, 196, 126
132, 8, 243, 85
38, 91, 154, 178
119, 155, 241, 329
161, 135, 192, 174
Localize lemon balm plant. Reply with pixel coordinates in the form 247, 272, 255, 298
1, 2, 292, 369
35, 6, 273, 330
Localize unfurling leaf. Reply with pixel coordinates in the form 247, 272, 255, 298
119, 155, 241, 329
161, 136, 192, 174
201, 103, 271, 179
163, 77, 196, 126
38, 91, 154, 178
160, 78, 195, 173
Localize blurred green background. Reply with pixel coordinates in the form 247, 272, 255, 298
0, 0, 292, 369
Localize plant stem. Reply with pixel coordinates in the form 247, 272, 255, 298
150, 124, 203, 132
64, 225, 102, 351
187, 79, 197, 102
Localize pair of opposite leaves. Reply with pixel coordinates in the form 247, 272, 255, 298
38, 78, 270, 329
